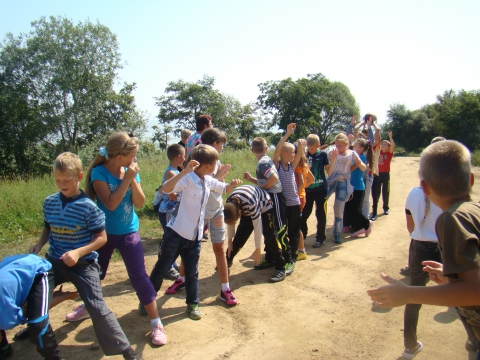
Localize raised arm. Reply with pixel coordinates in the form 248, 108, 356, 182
162, 160, 199, 193
388, 130, 395, 153
273, 123, 296, 168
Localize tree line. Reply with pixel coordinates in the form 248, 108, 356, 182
1, 16, 478, 179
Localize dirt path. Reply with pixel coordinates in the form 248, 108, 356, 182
7, 157, 480, 360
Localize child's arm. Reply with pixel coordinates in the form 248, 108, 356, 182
373, 122, 381, 148
251, 216, 263, 265
388, 130, 395, 153
162, 160, 199, 193
367, 267, 480, 308
214, 164, 231, 181
60, 230, 107, 267
130, 174, 146, 208
273, 123, 296, 169
93, 162, 140, 211
422, 261, 448, 285
295, 171, 304, 195
258, 172, 279, 190
224, 179, 242, 194
304, 169, 315, 188
164, 170, 179, 201
353, 120, 364, 138
291, 138, 305, 169
353, 152, 367, 172
243, 172, 257, 185
406, 213, 415, 234
30, 227, 51, 254
327, 149, 339, 175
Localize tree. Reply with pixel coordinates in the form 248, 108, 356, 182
257, 73, 359, 143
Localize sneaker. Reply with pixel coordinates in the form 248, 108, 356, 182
333, 236, 342, 244
365, 220, 374, 236
220, 289, 238, 306
0, 344, 13, 360
13, 327, 30, 341
402, 341, 423, 359
269, 269, 286, 283
400, 267, 410, 277
254, 259, 275, 270
465, 336, 479, 352
65, 304, 90, 322
138, 303, 147, 316
185, 304, 202, 320
173, 262, 180, 272
351, 228, 366, 237
284, 262, 295, 276
151, 324, 167, 346
312, 241, 324, 248
384, 210, 389, 215
165, 278, 185, 294
342, 226, 350, 233
296, 251, 308, 261
122, 347, 141, 360
370, 215, 377, 221
164, 268, 179, 281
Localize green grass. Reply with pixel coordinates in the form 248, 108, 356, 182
0, 148, 259, 259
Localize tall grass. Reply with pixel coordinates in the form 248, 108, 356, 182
0, 148, 259, 258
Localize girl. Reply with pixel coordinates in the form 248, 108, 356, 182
344, 138, 374, 237
65, 132, 167, 346
326, 133, 366, 244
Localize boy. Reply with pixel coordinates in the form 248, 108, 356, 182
301, 134, 330, 248
243, 137, 293, 272
371, 130, 395, 220
272, 123, 304, 263
367, 140, 480, 359
148, 145, 241, 320
178, 129, 192, 148
29, 152, 140, 360
224, 185, 287, 282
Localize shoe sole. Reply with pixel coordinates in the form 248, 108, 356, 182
165, 286, 185, 294
269, 276, 285, 282
312, 243, 324, 248
186, 312, 202, 320
65, 314, 91, 322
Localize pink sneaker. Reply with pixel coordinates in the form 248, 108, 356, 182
342, 226, 350, 233
365, 220, 374, 236
220, 289, 238, 306
351, 228, 366, 237
151, 324, 167, 346
65, 304, 90, 322
165, 278, 185, 294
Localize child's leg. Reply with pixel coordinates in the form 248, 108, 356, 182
158, 212, 167, 231
26, 270, 60, 360
371, 174, 380, 217
261, 209, 285, 271
362, 174, 373, 218
285, 205, 301, 260
227, 216, 254, 263
0, 329, 12, 359
349, 190, 370, 232
314, 190, 328, 242
269, 193, 292, 263
381, 172, 390, 212
150, 229, 185, 293
180, 240, 202, 306
116, 232, 158, 318
208, 211, 229, 284
96, 233, 119, 280
333, 181, 348, 237
300, 192, 314, 239
68, 261, 131, 356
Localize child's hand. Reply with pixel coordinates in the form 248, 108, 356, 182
29, 243, 42, 254
125, 162, 140, 181
230, 179, 242, 187
227, 241, 234, 258
185, 160, 200, 173
60, 250, 80, 267
388, 130, 393, 138
215, 164, 231, 180
253, 249, 262, 266
348, 134, 355, 141
243, 172, 252, 182
329, 148, 339, 160
422, 261, 447, 285
366, 273, 408, 308
298, 139, 307, 148
53, 285, 79, 301
286, 123, 296, 135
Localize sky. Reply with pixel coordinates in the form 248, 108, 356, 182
1, 0, 479, 138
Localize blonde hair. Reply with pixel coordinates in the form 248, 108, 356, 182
251, 137, 267, 154
181, 129, 192, 141
281, 142, 295, 153
419, 140, 471, 198
306, 134, 320, 146
190, 144, 219, 166
53, 152, 83, 175
334, 133, 349, 144
85, 132, 139, 199
295, 143, 308, 170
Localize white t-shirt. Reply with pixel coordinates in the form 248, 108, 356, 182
405, 187, 443, 242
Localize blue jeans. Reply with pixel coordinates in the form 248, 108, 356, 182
327, 180, 348, 237
362, 174, 373, 218
149, 228, 201, 305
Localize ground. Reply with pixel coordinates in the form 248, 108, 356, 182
6, 157, 480, 360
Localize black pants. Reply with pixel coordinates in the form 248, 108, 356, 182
227, 209, 286, 271
300, 190, 327, 242
404, 240, 442, 349
344, 190, 369, 232
372, 172, 390, 216
285, 205, 301, 260
265, 193, 291, 264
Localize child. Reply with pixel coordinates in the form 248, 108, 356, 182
0, 254, 77, 360
29, 152, 140, 360
67, 133, 166, 346
294, 144, 314, 260
272, 123, 304, 263
367, 140, 480, 360
178, 129, 192, 148
301, 134, 330, 248
371, 130, 395, 220
166, 128, 239, 306
224, 185, 288, 282
343, 138, 374, 237
185, 114, 212, 156
243, 137, 294, 273
326, 133, 367, 244
148, 145, 241, 320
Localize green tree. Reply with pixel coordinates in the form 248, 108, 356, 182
257, 73, 359, 143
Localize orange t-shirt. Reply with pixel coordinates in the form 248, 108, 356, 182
294, 164, 310, 199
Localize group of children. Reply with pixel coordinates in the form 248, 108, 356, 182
2, 110, 479, 360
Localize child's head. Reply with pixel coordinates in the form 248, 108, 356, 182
334, 133, 349, 152
251, 137, 268, 155
354, 138, 373, 171
306, 134, 320, 155
419, 140, 472, 202
181, 129, 192, 142
381, 139, 391, 152
363, 113, 377, 123
190, 144, 219, 175
280, 143, 295, 162
224, 201, 240, 225
53, 152, 83, 198
196, 114, 212, 132
167, 144, 186, 166
431, 136, 446, 144
201, 128, 227, 153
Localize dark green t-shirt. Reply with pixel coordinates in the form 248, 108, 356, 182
305, 150, 329, 192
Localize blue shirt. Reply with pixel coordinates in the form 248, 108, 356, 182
350, 154, 366, 191
43, 191, 105, 260
91, 165, 140, 235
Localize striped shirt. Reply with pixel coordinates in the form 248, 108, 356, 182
43, 191, 105, 261
278, 163, 300, 206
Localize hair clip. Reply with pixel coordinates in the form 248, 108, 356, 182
99, 147, 109, 158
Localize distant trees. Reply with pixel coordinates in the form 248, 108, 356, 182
0, 16, 146, 178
